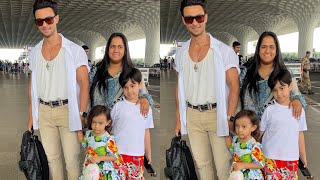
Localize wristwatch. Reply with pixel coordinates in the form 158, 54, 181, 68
228, 115, 235, 122
80, 111, 87, 118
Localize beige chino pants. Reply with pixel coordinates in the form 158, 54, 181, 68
38, 104, 80, 180
186, 107, 231, 180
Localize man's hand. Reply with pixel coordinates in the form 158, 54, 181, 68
175, 119, 181, 136
228, 119, 234, 134
27, 118, 33, 131
80, 116, 85, 129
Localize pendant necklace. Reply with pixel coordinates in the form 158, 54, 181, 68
193, 45, 202, 72
194, 63, 198, 72
46, 62, 49, 70
45, 43, 58, 70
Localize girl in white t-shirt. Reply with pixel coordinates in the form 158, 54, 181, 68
260, 69, 307, 180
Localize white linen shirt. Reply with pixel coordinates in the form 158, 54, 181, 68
174, 33, 239, 136
29, 34, 89, 131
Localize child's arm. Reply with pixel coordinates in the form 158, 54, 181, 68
77, 131, 84, 143
225, 135, 232, 148
232, 162, 264, 171
89, 156, 117, 164
233, 143, 265, 171
145, 128, 152, 164
90, 135, 119, 163
299, 131, 307, 167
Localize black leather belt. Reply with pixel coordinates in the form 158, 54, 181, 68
39, 98, 68, 108
187, 102, 217, 112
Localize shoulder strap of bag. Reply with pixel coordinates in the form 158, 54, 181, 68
112, 88, 123, 105
262, 93, 274, 113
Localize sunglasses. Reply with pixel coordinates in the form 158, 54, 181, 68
183, 15, 205, 24
35, 16, 56, 26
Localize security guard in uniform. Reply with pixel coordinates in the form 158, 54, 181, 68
301, 51, 314, 94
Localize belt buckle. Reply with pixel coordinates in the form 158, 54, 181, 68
198, 105, 202, 112
49, 102, 54, 108
208, 103, 212, 110
59, 100, 63, 106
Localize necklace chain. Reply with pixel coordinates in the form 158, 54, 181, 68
192, 44, 203, 72
44, 41, 60, 70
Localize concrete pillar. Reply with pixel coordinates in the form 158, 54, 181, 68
297, 21, 315, 58
237, 36, 249, 59
143, 22, 160, 66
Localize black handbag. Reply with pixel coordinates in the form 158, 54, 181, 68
164, 136, 198, 180
298, 158, 314, 179
19, 130, 49, 180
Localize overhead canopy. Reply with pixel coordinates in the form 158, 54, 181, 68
0, 0, 159, 48
161, 0, 320, 47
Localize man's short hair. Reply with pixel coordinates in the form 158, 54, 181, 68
306, 51, 311, 54
33, 0, 58, 17
119, 68, 142, 88
232, 41, 241, 48
82, 45, 89, 50
180, 0, 207, 16
268, 69, 292, 90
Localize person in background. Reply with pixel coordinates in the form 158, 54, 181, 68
300, 51, 314, 94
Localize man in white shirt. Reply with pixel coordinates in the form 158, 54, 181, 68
174, 0, 240, 179
27, 0, 89, 179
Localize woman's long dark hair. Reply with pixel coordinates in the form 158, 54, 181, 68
90, 33, 134, 106
240, 31, 287, 109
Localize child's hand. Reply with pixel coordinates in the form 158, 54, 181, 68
89, 156, 101, 164
146, 154, 152, 164
232, 162, 245, 171
301, 158, 308, 168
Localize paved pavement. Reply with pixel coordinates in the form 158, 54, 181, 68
302, 72, 320, 111
160, 70, 320, 180
0, 72, 160, 180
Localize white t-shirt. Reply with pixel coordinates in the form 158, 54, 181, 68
260, 100, 307, 160
184, 49, 216, 105
111, 98, 154, 156
36, 49, 67, 101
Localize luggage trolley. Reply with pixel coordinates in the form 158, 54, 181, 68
138, 68, 150, 87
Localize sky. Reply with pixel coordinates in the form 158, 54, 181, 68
2, 27, 320, 62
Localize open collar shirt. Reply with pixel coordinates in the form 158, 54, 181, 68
29, 34, 89, 131
174, 33, 239, 136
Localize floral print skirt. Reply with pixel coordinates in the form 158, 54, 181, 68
121, 154, 144, 180
264, 158, 299, 180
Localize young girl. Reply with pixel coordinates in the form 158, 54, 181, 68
78, 105, 126, 180
225, 110, 265, 180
